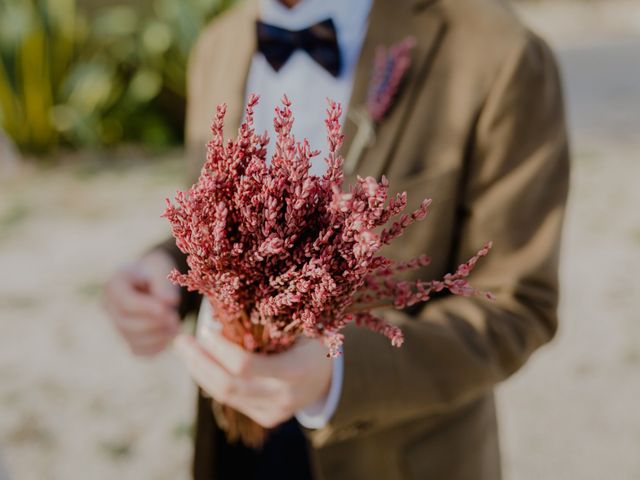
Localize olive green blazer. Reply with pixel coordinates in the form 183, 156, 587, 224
164, 0, 570, 478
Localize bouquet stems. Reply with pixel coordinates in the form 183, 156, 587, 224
211, 400, 268, 448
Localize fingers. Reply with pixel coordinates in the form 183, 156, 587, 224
106, 268, 173, 321
149, 275, 180, 307
107, 308, 176, 357
141, 252, 181, 307
104, 257, 181, 357
174, 335, 280, 409
198, 326, 278, 378
174, 335, 241, 404
199, 327, 327, 380
104, 262, 180, 332
235, 403, 292, 429
174, 334, 322, 430
113, 313, 177, 336
104, 283, 179, 338
128, 331, 174, 356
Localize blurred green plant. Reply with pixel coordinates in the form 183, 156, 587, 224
0, 0, 236, 155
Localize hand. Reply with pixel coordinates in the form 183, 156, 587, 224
174, 328, 333, 429
104, 250, 180, 356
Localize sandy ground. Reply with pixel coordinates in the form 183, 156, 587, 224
0, 156, 196, 480
1, 2, 639, 479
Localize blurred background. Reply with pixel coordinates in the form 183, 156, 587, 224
0, 0, 639, 479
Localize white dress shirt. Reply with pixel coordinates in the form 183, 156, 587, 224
196, 0, 372, 430
246, 0, 372, 173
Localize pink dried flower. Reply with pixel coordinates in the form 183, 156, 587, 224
163, 95, 491, 357
367, 37, 417, 122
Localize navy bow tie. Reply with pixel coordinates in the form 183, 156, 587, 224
256, 18, 342, 77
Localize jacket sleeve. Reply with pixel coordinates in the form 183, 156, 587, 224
316, 33, 570, 443
151, 25, 219, 318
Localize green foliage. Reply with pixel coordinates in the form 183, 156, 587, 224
0, 0, 236, 155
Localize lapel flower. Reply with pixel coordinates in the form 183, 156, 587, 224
367, 36, 417, 122
345, 36, 417, 172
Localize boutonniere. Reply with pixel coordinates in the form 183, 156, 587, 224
345, 36, 417, 173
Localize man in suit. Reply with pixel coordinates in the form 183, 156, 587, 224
104, 0, 570, 478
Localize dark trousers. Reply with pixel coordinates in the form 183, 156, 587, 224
193, 393, 314, 480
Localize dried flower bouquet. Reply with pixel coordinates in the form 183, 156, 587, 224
163, 94, 492, 446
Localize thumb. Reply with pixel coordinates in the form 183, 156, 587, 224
141, 251, 181, 307
149, 272, 180, 307
173, 334, 198, 363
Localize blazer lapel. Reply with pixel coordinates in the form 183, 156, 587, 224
342, 0, 446, 180
185, 1, 258, 181
219, 0, 260, 140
